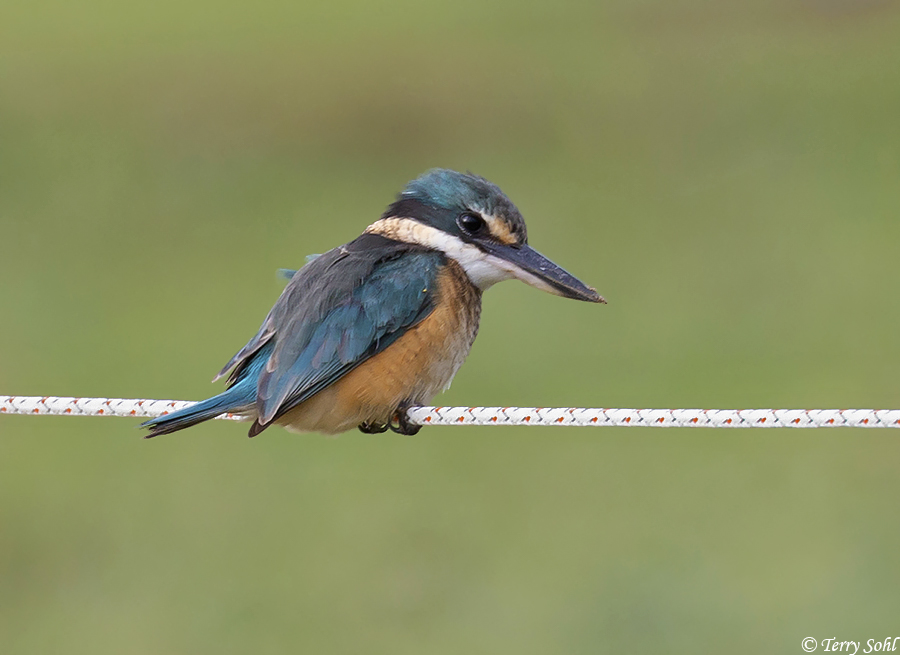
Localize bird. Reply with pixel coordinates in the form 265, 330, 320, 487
141, 169, 604, 438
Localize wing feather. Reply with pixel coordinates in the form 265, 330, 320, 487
216, 234, 444, 431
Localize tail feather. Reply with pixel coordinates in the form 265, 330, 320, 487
141, 385, 254, 437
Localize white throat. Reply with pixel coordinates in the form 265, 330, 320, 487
365, 217, 518, 291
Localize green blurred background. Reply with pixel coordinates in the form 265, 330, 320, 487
2, 0, 899, 652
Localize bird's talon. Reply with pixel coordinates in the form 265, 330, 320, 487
358, 421, 389, 434
389, 405, 421, 436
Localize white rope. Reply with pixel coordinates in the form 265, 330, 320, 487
2, 396, 899, 428
0, 396, 245, 421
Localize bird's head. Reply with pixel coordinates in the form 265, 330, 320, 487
368, 169, 605, 303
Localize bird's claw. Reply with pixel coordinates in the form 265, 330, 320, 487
358, 421, 389, 434
389, 404, 421, 436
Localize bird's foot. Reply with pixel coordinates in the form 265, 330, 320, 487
389, 403, 421, 436
358, 421, 389, 434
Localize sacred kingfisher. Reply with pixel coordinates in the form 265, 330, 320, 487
142, 169, 604, 438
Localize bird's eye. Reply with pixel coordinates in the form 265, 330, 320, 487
457, 212, 485, 235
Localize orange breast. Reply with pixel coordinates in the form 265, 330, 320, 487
278, 260, 481, 434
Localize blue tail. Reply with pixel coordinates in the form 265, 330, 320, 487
140, 381, 255, 438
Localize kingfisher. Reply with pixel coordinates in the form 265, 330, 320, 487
142, 169, 604, 438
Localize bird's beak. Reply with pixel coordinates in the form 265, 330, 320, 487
482, 243, 606, 303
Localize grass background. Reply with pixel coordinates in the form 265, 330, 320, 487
1, 0, 899, 652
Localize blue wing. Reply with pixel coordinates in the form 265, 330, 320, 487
217, 234, 444, 435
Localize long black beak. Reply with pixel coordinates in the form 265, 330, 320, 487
482, 243, 606, 303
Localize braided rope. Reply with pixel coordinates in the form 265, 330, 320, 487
0, 396, 245, 421
2, 396, 899, 428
